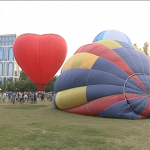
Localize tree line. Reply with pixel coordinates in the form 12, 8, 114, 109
134, 42, 149, 57
0, 71, 57, 92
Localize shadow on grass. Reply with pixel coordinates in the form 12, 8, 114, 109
4, 105, 47, 110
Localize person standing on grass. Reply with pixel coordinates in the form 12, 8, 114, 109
49, 92, 52, 102
41, 92, 44, 101
19, 92, 23, 104
46, 92, 50, 100
52, 92, 55, 103
2, 92, 6, 103
22, 92, 25, 103
44, 92, 46, 99
15, 93, 18, 103
24, 93, 28, 105
8, 92, 11, 102
31, 93, 34, 103
11, 92, 15, 104
27, 92, 30, 103
34, 92, 37, 103
0, 92, 2, 103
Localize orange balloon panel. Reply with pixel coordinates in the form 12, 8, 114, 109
13, 34, 67, 91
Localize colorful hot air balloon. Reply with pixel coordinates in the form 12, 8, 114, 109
93, 30, 132, 45
13, 33, 67, 91
54, 40, 150, 119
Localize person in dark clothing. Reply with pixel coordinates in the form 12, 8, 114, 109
41, 92, 44, 101
34, 92, 37, 103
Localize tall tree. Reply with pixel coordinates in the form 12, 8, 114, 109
45, 76, 57, 92
133, 43, 137, 47
143, 42, 149, 57
0, 69, 58, 92
19, 70, 28, 80
133, 43, 145, 54
1, 78, 8, 91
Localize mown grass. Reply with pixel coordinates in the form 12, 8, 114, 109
4, 105, 46, 110
0, 98, 150, 150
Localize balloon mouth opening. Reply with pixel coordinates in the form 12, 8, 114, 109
35, 84, 46, 91
124, 73, 150, 115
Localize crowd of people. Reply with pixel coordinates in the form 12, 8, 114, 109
0, 91, 54, 105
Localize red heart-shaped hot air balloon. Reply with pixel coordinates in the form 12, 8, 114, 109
13, 33, 67, 91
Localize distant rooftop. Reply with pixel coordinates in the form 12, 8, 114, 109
0, 34, 16, 37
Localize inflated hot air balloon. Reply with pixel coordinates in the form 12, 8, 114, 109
13, 34, 67, 91
54, 40, 150, 119
93, 29, 132, 45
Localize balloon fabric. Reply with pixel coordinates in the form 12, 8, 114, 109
13, 33, 67, 91
93, 30, 132, 45
54, 40, 150, 119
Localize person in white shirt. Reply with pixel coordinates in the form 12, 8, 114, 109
2, 92, 6, 103
24, 93, 28, 105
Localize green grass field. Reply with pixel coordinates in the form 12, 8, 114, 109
0, 98, 150, 150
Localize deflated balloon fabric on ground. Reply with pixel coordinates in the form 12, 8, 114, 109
54, 36, 150, 119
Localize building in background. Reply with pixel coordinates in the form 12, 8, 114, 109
0, 34, 20, 84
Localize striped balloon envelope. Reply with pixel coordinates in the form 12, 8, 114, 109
93, 30, 132, 45
54, 40, 150, 119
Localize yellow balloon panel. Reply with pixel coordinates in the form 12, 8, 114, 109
55, 86, 88, 110
95, 40, 122, 49
62, 53, 98, 72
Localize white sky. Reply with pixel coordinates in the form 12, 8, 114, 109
0, 1, 150, 74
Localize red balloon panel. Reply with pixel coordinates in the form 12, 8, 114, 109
13, 34, 67, 91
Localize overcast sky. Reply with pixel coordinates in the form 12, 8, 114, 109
0, 1, 150, 74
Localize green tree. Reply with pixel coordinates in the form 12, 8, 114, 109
0, 69, 58, 92
133, 43, 137, 47
15, 80, 26, 92
133, 43, 143, 52
23, 79, 37, 92
1, 78, 8, 92
19, 70, 28, 80
143, 42, 149, 57
45, 76, 57, 92
7, 82, 15, 92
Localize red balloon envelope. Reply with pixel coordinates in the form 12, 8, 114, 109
13, 33, 67, 91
